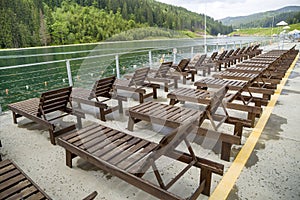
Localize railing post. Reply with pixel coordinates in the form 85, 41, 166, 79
148, 51, 152, 67
115, 54, 120, 79
216, 43, 219, 51
191, 46, 194, 58
173, 48, 177, 63
204, 44, 207, 54
66, 59, 73, 86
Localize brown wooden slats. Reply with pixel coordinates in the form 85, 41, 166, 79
0, 159, 50, 199
70, 125, 110, 145
129, 67, 149, 87
25, 191, 46, 200
109, 140, 150, 165
116, 143, 158, 170
0, 179, 32, 199
61, 124, 99, 141
78, 130, 120, 154
6, 185, 41, 200
92, 133, 131, 157
0, 168, 20, 183
9, 98, 40, 116
76, 128, 120, 149
100, 137, 141, 161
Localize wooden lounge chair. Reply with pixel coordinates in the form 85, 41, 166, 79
216, 49, 234, 70
187, 53, 207, 75
0, 159, 52, 199
125, 62, 180, 92
8, 87, 85, 145
57, 117, 224, 199
114, 67, 160, 103
210, 50, 228, 72
226, 47, 240, 66
165, 86, 254, 161
127, 85, 242, 161
0, 159, 98, 200
171, 58, 196, 84
147, 62, 181, 92
229, 46, 246, 64
72, 76, 126, 121
197, 52, 218, 76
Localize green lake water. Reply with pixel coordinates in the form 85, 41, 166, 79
0, 37, 271, 111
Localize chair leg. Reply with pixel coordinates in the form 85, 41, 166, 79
234, 122, 243, 138
200, 168, 212, 196
12, 112, 18, 124
152, 87, 157, 99
127, 116, 135, 131
77, 116, 83, 129
183, 76, 187, 84
66, 150, 74, 168
99, 108, 106, 121
118, 99, 123, 114
221, 142, 231, 161
139, 93, 144, 103
49, 129, 56, 145
174, 79, 178, 88
164, 83, 169, 92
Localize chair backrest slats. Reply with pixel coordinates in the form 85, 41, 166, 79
128, 67, 150, 87
38, 86, 72, 116
90, 76, 116, 99
154, 62, 172, 78
176, 59, 190, 72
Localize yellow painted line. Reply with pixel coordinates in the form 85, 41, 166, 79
209, 53, 299, 200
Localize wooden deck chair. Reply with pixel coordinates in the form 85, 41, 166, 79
0, 159, 98, 200
171, 58, 196, 84
166, 85, 253, 161
147, 62, 181, 92
226, 47, 240, 66
127, 85, 242, 161
240, 46, 253, 61
8, 87, 85, 145
198, 52, 218, 76
114, 67, 160, 103
57, 117, 224, 199
211, 50, 228, 72
0, 159, 52, 199
215, 49, 234, 70
229, 46, 246, 64
71, 76, 126, 121
187, 54, 207, 74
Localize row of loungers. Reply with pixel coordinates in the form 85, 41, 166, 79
4, 46, 298, 199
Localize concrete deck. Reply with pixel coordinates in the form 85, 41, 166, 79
0, 42, 299, 200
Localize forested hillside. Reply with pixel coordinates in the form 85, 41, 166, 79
0, 0, 233, 48
221, 6, 300, 28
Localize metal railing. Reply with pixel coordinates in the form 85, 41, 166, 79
0, 37, 278, 112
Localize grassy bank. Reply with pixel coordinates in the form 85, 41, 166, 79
229, 23, 300, 36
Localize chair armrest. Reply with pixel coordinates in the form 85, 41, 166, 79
115, 85, 146, 94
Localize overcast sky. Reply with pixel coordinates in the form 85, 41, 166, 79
156, 0, 300, 20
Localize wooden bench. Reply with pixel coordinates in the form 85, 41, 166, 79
72, 76, 126, 121
8, 87, 85, 145
57, 118, 224, 199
